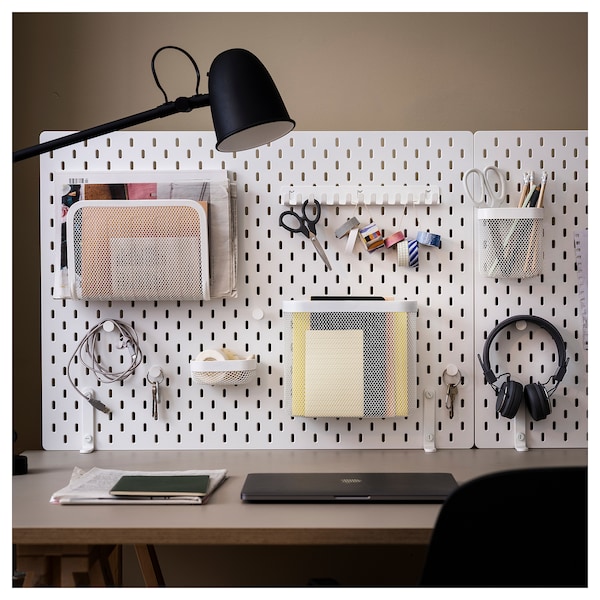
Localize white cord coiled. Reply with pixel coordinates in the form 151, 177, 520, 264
67, 319, 143, 412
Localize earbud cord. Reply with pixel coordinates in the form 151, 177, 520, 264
67, 320, 143, 411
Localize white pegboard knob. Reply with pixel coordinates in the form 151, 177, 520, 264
148, 365, 163, 381
446, 364, 459, 377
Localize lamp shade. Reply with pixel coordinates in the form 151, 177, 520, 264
208, 49, 295, 152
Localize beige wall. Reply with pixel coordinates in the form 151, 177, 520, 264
12, 10, 588, 454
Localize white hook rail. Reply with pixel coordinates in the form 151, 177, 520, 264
280, 184, 442, 206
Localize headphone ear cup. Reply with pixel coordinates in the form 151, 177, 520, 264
496, 379, 523, 418
525, 383, 551, 421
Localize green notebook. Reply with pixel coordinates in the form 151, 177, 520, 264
109, 474, 211, 497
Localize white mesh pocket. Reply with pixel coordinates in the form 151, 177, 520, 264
67, 200, 210, 300
190, 358, 257, 386
478, 208, 544, 279
283, 300, 417, 418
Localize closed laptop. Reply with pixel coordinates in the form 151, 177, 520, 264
240, 472, 458, 503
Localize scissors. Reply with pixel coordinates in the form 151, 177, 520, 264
462, 166, 506, 207
279, 199, 332, 270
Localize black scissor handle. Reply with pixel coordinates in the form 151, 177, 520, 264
279, 208, 309, 236
299, 199, 321, 235
302, 199, 321, 225
279, 199, 321, 237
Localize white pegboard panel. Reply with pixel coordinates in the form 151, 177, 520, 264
38, 130, 586, 452
473, 131, 588, 449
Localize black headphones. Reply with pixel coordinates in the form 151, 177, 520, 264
478, 315, 569, 421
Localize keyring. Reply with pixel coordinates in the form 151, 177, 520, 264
442, 365, 462, 419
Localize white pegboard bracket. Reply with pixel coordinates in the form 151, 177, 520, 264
513, 409, 529, 452
80, 388, 96, 454
280, 185, 442, 206
423, 388, 437, 453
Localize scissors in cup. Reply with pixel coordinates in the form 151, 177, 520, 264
462, 166, 506, 207
279, 199, 332, 270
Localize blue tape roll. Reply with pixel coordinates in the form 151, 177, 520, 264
416, 230, 442, 248
408, 239, 419, 267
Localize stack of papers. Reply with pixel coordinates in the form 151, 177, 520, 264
50, 466, 227, 505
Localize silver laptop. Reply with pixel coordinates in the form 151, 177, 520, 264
240, 472, 458, 503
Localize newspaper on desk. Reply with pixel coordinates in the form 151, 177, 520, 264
50, 466, 228, 505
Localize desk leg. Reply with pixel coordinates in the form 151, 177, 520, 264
134, 544, 165, 587
16, 554, 59, 587
88, 545, 122, 586
16, 545, 121, 587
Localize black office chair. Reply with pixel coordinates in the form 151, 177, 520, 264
419, 466, 587, 587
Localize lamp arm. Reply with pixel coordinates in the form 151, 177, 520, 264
13, 93, 210, 162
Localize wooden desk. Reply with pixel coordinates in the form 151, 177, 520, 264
13, 448, 587, 586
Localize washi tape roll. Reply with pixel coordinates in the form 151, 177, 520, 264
359, 222, 385, 252
397, 239, 410, 267
384, 230, 405, 248
345, 226, 359, 253
416, 231, 442, 248
408, 239, 419, 267
194, 349, 228, 383
195, 349, 227, 362
335, 216, 360, 238
220, 348, 240, 360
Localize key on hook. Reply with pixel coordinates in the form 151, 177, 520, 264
442, 364, 462, 420
147, 366, 164, 420
445, 383, 458, 419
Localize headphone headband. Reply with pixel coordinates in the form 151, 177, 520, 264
478, 315, 569, 387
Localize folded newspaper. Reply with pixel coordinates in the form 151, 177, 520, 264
50, 466, 228, 505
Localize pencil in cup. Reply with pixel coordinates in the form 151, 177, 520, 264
517, 172, 532, 208
523, 172, 546, 274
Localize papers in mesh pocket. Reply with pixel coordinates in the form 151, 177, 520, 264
67, 200, 210, 300
284, 300, 417, 418
54, 171, 237, 300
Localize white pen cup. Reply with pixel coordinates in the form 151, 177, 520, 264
477, 207, 544, 279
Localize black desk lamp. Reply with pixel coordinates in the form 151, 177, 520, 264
13, 46, 295, 162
